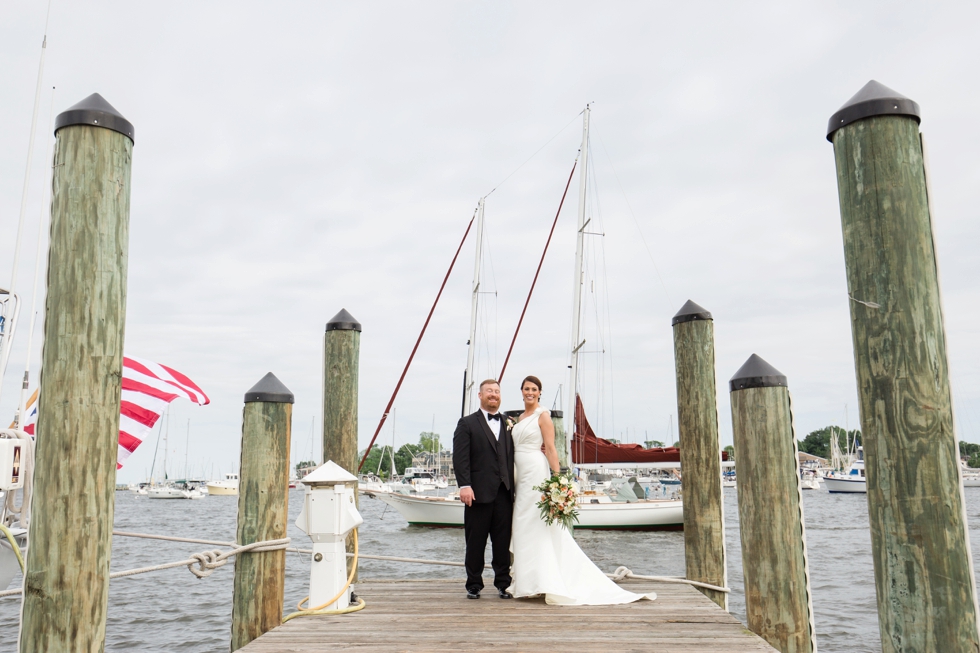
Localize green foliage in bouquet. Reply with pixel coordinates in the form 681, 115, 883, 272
533, 472, 580, 530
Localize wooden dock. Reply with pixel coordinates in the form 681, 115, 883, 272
241, 578, 777, 652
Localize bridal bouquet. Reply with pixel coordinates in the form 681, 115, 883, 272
534, 473, 579, 530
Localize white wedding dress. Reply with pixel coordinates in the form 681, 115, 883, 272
507, 406, 656, 605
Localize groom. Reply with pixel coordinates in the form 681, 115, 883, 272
453, 379, 514, 600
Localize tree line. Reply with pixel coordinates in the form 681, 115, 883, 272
358, 431, 443, 478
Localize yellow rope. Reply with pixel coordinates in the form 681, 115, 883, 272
0, 524, 25, 573
282, 597, 366, 622
285, 528, 362, 620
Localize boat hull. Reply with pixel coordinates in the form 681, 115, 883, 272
823, 476, 866, 493
206, 483, 238, 496
369, 491, 683, 531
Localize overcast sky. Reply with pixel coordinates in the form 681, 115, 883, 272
2, 2, 979, 483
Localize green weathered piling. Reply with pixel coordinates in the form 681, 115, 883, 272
552, 410, 568, 470
828, 80, 980, 651
231, 373, 293, 651
672, 300, 727, 610
730, 355, 815, 653
323, 308, 360, 578
19, 94, 134, 653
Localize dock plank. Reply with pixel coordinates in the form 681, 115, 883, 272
241, 579, 776, 652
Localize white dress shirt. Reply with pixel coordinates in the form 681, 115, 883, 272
481, 408, 502, 440
461, 409, 503, 491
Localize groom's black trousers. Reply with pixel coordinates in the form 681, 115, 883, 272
463, 483, 513, 593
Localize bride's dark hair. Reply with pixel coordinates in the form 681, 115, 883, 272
521, 375, 542, 392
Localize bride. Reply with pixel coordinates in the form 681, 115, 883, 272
508, 375, 655, 605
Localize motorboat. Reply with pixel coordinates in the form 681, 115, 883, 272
147, 481, 207, 500
147, 484, 186, 499
207, 472, 239, 496
822, 447, 866, 493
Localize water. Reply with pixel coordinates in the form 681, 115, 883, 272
4, 487, 980, 651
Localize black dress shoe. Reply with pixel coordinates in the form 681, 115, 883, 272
467, 590, 481, 599
498, 590, 513, 599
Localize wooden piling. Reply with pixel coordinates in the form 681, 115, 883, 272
672, 300, 727, 610
231, 373, 293, 651
552, 410, 568, 470
828, 80, 980, 651
19, 94, 134, 653
323, 308, 360, 578
729, 354, 815, 653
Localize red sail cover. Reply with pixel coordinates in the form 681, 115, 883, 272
571, 395, 680, 464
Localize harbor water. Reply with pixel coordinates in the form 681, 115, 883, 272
5, 487, 980, 651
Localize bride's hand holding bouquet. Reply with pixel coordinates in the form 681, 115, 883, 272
534, 472, 579, 530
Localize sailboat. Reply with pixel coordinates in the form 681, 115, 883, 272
370, 106, 683, 530
147, 415, 206, 499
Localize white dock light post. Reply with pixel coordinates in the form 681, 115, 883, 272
295, 460, 364, 610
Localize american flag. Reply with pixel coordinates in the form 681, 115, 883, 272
19, 356, 209, 469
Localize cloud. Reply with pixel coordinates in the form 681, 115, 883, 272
2, 2, 979, 482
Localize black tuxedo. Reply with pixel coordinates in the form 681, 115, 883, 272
453, 409, 514, 593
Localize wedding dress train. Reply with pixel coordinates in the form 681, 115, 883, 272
507, 406, 655, 605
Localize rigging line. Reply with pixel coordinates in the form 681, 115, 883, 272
497, 156, 579, 384
18, 86, 56, 428
486, 110, 583, 197
593, 125, 673, 308
9, 0, 53, 294
358, 210, 478, 472
589, 146, 617, 440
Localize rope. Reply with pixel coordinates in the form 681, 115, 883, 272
0, 523, 25, 572
497, 156, 579, 383
358, 210, 477, 472
607, 566, 729, 594
0, 536, 291, 597
0, 528, 731, 599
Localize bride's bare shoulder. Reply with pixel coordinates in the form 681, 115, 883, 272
537, 408, 553, 424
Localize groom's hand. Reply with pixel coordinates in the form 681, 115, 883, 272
460, 487, 475, 506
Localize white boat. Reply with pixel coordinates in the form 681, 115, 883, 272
147, 485, 184, 499
366, 489, 683, 530
800, 470, 822, 490
207, 472, 239, 496
823, 447, 866, 493
147, 484, 187, 499
147, 481, 207, 500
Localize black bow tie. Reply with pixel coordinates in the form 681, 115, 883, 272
486, 413, 501, 421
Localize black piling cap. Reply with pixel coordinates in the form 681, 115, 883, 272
671, 299, 713, 326
55, 93, 135, 142
326, 308, 362, 332
244, 372, 294, 404
827, 80, 920, 142
729, 354, 787, 392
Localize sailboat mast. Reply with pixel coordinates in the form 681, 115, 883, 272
463, 197, 486, 414
567, 105, 591, 463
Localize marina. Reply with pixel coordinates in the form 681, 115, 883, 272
4, 4, 980, 653
6, 486, 980, 652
